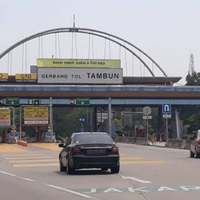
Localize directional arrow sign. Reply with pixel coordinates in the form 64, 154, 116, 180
162, 104, 171, 114
76, 98, 90, 106
5, 98, 20, 106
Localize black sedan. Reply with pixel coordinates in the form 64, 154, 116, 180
58, 132, 120, 174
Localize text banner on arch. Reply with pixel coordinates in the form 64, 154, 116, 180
37, 59, 121, 68
0, 73, 8, 80
15, 74, 37, 80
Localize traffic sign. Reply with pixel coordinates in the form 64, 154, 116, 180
28, 99, 33, 105
76, 98, 90, 106
143, 106, 151, 116
5, 98, 20, 106
69, 99, 76, 105
143, 115, 152, 120
163, 114, 172, 119
162, 104, 171, 113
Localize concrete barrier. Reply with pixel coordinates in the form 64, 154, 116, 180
116, 136, 192, 150
18, 140, 28, 147
115, 136, 147, 145
165, 139, 192, 149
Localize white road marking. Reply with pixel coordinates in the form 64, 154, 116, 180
0, 170, 16, 177
122, 176, 153, 184
17, 176, 35, 182
46, 184, 92, 199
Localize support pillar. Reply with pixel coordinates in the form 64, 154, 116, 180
108, 97, 112, 135
49, 97, 53, 140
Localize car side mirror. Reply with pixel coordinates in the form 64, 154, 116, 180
58, 143, 64, 148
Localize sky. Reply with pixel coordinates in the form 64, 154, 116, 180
0, 0, 200, 84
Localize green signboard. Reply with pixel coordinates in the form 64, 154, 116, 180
5, 98, 20, 106
76, 98, 90, 106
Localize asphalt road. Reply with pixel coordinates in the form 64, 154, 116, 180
0, 142, 200, 200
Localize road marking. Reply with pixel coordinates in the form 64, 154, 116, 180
69, 186, 200, 194
0, 144, 26, 152
120, 157, 143, 160
9, 159, 58, 163
121, 160, 165, 165
0, 170, 16, 177
122, 176, 153, 184
13, 163, 59, 168
5, 156, 52, 160
17, 176, 35, 182
2, 154, 43, 157
30, 143, 60, 151
46, 184, 92, 199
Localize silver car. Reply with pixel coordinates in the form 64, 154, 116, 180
190, 130, 200, 158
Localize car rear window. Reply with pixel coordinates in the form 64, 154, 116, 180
74, 134, 113, 144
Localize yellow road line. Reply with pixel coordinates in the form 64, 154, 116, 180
30, 143, 60, 151
121, 161, 165, 165
13, 163, 59, 168
0, 144, 26, 152
2, 154, 43, 157
120, 157, 143, 160
5, 156, 52, 160
9, 159, 58, 163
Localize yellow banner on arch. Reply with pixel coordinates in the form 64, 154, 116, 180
37, 59, 121, 68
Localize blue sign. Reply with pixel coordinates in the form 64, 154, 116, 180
45, 132, 55, 137
8, 132, 19, 138
162, 104, 171, 113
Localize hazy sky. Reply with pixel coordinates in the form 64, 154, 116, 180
0, 0, 200, 83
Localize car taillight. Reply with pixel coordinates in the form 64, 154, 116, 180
71, 147, 82, 155
198, 139, 200, 145
111, 145, 119, 155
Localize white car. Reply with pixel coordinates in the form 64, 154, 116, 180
190, 130, 200, 158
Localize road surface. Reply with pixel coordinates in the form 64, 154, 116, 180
0, 142, 199, 200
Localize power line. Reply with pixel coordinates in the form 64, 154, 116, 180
132, 55, 134, 76
55, 33, 57, 58
25, 42, 27, 74
92, 34, 94, 59
139, 51, 142, 76
58, 33, 61, 58
38, 37, 40, 58
88, 34, 91, 59
10, 51, 12, 75
109, 37, 111, 59
104, 39, 107, 59
41, 36, 43, 58
7, 53, 10, 74
22, 44, 24, 73
124, 42, 127, 75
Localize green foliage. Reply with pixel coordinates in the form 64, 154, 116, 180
186, 71, 200, 85
53, 107, 93, 138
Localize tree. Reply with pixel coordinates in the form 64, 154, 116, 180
186, 71, 200, 85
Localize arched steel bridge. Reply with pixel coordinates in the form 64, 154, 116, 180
0, 27, 167, 77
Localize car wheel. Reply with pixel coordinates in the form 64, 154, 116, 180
190, 150, 195, 158
111, 165, 120, 174
66, 161, 75, 175
59, 159, 66, 172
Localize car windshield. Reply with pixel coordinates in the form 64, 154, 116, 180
74, 134, 113, 144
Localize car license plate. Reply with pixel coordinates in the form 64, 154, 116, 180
87, 149, 106, 155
